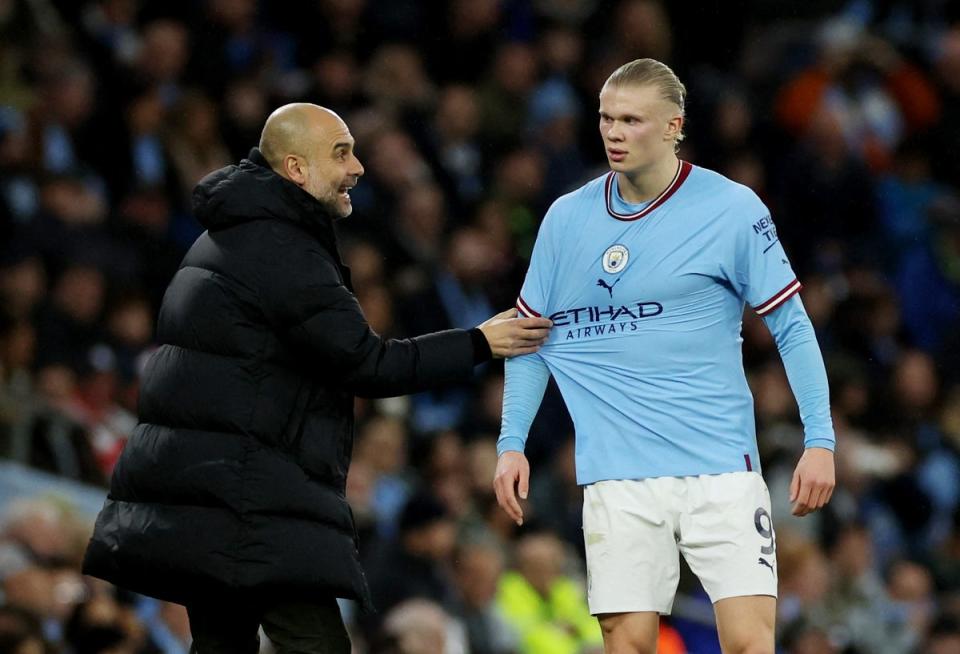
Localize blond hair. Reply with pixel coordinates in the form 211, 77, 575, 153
603, 58, 686, 145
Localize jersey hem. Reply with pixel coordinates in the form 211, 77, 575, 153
578, 465, 763, 486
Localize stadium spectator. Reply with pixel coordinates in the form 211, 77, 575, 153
364, 491, 460, 626
164, 91, 232, 208
399, 227, 498, 432
0, 604, 48, 654
774, 24, 939, 172
352, 415, 413, 540
895, 195, 960, 353
773, 100, 879, 271
494, 529, 602, 654
374, 597, 466, 654
450, 537, 518, 654
925, 614, 960, 654
0, 254, 45, 322
928, 26, 960, 186
822, 523, 919, 653
479, 42, 540, 155
307, 50, 363, 115
381, 183, 449, 283
362, 44, 435, 120
33, 263, 105, 371
424, 85, 485, 209
776, 532, 831, 631
875, 136, 949, 269
524, 436, 584, 555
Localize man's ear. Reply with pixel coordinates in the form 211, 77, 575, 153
283, 154, 307, 186
664, 114, 684, 142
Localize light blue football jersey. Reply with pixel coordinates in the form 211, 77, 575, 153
511, 161, 804, 484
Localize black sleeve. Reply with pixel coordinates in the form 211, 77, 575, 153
469, 327, 493, 364
264, 242, 480, 398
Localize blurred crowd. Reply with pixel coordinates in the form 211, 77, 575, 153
1, 0, 960, 652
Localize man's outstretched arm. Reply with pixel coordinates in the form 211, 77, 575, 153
268, 247, 551, 397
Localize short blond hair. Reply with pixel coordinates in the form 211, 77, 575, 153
603, 58, 686, 144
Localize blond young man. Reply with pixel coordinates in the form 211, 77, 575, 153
494, 60, 835, 654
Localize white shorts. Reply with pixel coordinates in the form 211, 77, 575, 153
582, 471, 778, 615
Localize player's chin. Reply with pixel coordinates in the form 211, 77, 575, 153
606, 157, 631, 171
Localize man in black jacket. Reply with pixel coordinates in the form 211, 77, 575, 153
82, 103, 552, 653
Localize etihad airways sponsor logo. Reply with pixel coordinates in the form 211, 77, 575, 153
548, 302, 663, 327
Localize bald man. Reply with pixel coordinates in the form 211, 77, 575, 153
83, 103, 552, 654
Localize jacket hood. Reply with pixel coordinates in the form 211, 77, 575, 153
192, 148, 337, 241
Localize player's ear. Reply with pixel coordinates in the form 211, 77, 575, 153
664, 114, 683, 142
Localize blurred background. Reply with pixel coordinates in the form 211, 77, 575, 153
1, 0, 959, 652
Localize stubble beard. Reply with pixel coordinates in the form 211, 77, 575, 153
330, 194, 352, 219
311, 183, 352, 219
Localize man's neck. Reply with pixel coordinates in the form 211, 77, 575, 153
616, 154, 680, 204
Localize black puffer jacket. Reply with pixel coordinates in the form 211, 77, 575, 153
82, 149, 482, 610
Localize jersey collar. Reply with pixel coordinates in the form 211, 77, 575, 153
605, 160, 692, 221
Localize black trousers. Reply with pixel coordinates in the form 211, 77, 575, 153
187, 596, 351, 654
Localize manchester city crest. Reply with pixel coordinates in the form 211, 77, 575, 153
602, 244, 629, 274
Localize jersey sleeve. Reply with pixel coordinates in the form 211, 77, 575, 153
762, 295, 835, 450
497, 352, 551, 455
515, 202, 560, 318
729, 196, 802, 316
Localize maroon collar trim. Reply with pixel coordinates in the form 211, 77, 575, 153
605, 160, 693, 221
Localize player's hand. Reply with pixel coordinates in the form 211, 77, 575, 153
493, 451, 530, 526
789, 447, 835, 516
478, 309, 552, 359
